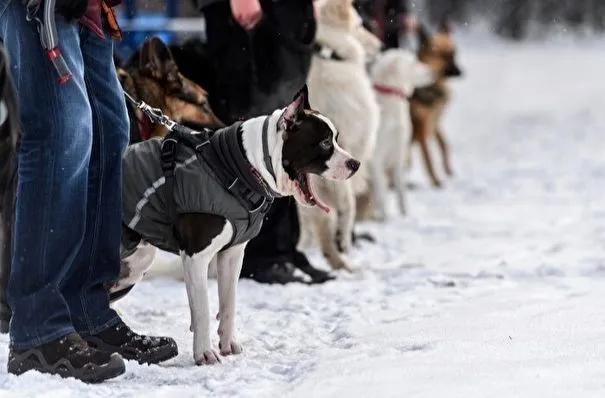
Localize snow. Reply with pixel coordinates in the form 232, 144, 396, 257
3, 31, 605, 397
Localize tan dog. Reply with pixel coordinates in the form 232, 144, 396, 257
116, 37, 224, 143
410, 19, 463, 188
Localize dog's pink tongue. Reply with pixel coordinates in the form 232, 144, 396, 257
306, 175, 330, 214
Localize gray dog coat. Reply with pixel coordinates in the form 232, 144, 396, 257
121, 118, 280, 256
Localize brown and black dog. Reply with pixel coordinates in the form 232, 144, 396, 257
116, 37, 224, 144
410, 19, 463, 188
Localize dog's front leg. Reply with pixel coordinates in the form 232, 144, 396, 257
216, 242, 246, 356
369, 160, 388, 221
334, 180, 355, 254
182, 251, 220, 365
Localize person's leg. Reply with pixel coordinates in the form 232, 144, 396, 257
1, 0, 91, 349
203, 1, 253, 122
59, 23, 128, 337
61, 20, 178, 364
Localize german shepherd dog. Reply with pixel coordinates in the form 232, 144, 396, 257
410, 19, 463, 188
0, 41, 19, 333
116, 37, 224, 144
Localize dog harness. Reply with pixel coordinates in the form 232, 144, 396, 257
121, 117, 280, 256
411, 84, 446, 106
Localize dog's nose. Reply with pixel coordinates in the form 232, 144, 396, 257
346, 159, 360, 173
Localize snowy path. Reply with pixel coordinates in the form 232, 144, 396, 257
2, 34, 605, 397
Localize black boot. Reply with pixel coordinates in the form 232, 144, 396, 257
7, 332, 125, 383
85, 322, 177, 365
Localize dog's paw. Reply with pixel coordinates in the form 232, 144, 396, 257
195, 349, 222, 365
335, 229, 353, 254
219, 340, 243, 356
431, 179, 443, 189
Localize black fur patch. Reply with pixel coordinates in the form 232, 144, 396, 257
279, 87, 337, 181
281, 113, 336, 181
175, 213, 228, 257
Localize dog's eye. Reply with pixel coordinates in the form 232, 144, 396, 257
319, 138, 332, 151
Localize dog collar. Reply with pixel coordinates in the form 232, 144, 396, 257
206, 121, 282, 203
139, 112, 153, 141
313, 43, 344, 61
374, 84, 409, 100
261, 116, 278, 184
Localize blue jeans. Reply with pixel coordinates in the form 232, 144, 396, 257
0, 0, 129, 349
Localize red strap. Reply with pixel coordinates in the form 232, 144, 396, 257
373, 84, 408, 100
139, 114, 153, 141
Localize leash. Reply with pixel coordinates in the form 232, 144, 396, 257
23, 0, 72, 84
123, 90, 180, 132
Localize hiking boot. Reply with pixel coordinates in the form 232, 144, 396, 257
85, 322, 177, 365
245, 262, 308, 284
7, 333, 125, 383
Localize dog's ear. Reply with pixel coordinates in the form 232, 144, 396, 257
139, 36, 180, 83
278, 89, 306, 131
438, 16, 452, 35
294, 84, 312, 110
417, 23, 432, 51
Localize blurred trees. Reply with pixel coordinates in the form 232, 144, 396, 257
422, 0, 605, 40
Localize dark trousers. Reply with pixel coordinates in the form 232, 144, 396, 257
0, 0, 128, 349
202, 0, 314, 275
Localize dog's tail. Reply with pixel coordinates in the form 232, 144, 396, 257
0, 42, 20, 327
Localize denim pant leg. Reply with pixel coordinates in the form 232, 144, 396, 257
61, 24, 129, 335
0, 2, 92, 349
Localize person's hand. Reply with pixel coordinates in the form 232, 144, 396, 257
313, 0, 319, 20
402, 14, 417, 32
230, 0, 263, 30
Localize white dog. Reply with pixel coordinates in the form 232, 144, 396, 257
368, 49, 434, 220
298, 0, 381, 271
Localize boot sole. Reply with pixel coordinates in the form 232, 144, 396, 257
8, 352, 125, 383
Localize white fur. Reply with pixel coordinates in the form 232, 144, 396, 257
298, 0, 380, 271
113, 103, 356, 364
369, 49, 435, 220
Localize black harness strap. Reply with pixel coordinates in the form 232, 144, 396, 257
160, 125, 212, 225
261, 116, 277, 180
313, 43, 345, 61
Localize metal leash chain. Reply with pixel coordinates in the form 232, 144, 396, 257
123, 90, 177, 131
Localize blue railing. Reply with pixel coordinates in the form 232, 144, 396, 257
114, 0, 205, 61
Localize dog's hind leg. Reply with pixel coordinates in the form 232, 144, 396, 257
435, 126, 453, 177
216, 242, 246, 357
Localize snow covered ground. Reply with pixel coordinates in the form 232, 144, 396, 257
3, 31, 605, 397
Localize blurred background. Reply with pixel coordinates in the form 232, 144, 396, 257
113, 0, 605, 59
